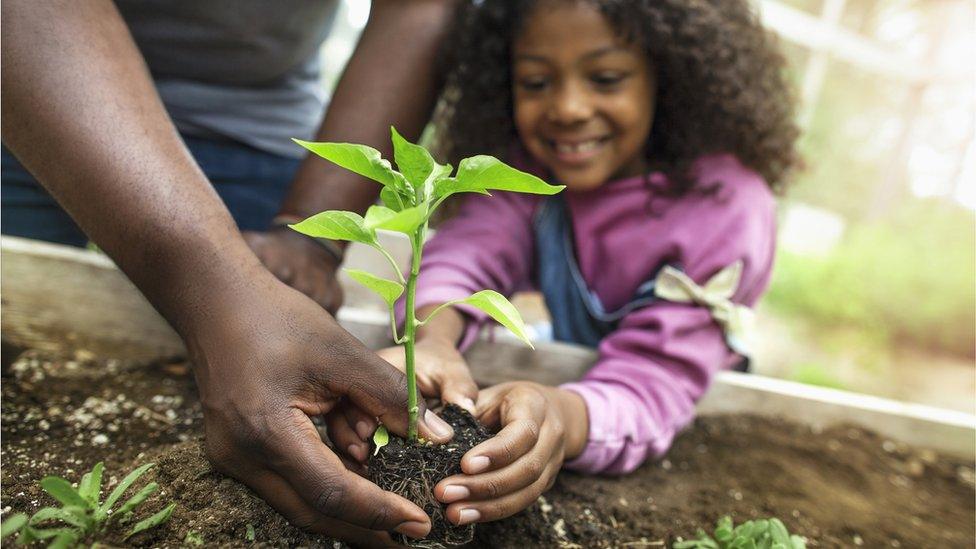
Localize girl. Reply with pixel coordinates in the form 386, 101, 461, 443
336, 0, 798, 530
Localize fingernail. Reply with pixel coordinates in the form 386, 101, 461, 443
425, 409, 453, 439
394, 520, 430, 539
467, 455, 490, 474
459, 398, 476, 413
457, 508, 481, 525
355, 420, 373, 441
440, 485, 470, 503
347, 443, 366, 462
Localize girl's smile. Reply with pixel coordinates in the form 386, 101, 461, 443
512, 1, 656, 191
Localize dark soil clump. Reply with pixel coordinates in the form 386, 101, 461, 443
368, 404, 491, 548
2, 348, 974, 548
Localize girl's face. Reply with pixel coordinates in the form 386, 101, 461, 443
512, 1, 656, 191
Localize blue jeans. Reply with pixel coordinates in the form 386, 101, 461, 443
1, 136, 300, 247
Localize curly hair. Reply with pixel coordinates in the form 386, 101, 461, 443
433, 0, 800, 195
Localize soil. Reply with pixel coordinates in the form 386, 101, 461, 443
1, 348, 973, 548
368, 405, 491, 548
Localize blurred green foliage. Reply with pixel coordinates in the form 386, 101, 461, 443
766, 199, 975, 358
789, 362, 847, 390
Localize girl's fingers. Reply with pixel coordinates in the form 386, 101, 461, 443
325, 410, 369, 463
444, 461, 560, 525
376, 346, 406, 373
438, 362, 479, 413
473, 383, 508, 425
436, 413, 561, 502
461, 417, 540, 475
464, 385, 547, 473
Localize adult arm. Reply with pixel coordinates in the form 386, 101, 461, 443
246, 0, 460, 312
1, 1, 452, 543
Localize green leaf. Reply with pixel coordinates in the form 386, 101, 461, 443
24, 526, 72, 542
115, 482, 159, 518
345, 269, 404, 307
363, 205, 426, 235
40, 478, 88, 509
45, 529, 77, 549
391, 127, 437, 188
79, 462, 103, 506
789, 535, 806, 549
390, 127, 452, 201
437, 155, 563, 199
768, 519, 791, 544
289, 211, 377, 246
448, 290, 533, 348
372, 425, 389, 456
125, 503, 175, 540
293, 139, 406, 190
734, 521, 756, 539
245, 523, 256, 542
100, 463, 154, 516
29, 507, 89, 530
380, 185, 408, 211
77, 473, 92, 503
1, 514, 27, 538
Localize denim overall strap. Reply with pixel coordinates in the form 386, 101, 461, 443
532, 195, 751, 371
534, 195, 660, 347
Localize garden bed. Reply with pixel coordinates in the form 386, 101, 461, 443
2, 348, 972, 548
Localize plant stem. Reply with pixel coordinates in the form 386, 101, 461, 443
404, 230, 424, 442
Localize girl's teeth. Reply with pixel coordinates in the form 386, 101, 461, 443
555, 140, 601, 154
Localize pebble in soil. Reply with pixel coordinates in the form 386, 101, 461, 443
368, 404, 491, 548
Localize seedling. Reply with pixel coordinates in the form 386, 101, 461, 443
673, 516, 806, 549
290, 128, 563, 441
0, 462, 176, 547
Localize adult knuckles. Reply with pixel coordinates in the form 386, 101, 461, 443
312, 474, 350, 518
364, 501, 394, 531
370, 361, 411, 410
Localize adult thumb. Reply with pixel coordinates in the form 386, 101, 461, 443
331, 334, 454, 444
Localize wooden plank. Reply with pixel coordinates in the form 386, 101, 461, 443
3, 236, 973, 459
1, 236, 184, 360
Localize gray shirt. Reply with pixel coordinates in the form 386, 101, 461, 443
115, 0, 340, 158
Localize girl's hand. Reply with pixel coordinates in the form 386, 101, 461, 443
376, 337, 479, 413
433, 382, 589, 525
327, 337, 478, 463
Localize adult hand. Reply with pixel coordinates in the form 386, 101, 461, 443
244, 227, 344, 315
192, 269, 455, 546
431, 382, 588, 526
328, 338, 479, 463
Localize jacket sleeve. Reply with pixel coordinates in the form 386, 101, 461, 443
399, 192, 537, 350
560, 186, 777, 475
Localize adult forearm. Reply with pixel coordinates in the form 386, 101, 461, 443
278, 0, 459, 222
1, 0, 260, 338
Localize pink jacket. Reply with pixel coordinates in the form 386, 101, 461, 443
411, 154, 777, 474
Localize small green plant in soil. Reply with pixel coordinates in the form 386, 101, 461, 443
673, 516, 806, 549
0, 462, 176, 548
290, 128, 562, 546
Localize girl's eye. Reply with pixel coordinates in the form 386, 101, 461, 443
517, 77, 549, 92
591, 73, 627, 87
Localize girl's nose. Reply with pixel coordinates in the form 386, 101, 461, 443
546, 82, 593, 125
